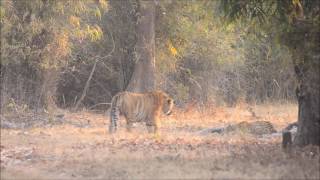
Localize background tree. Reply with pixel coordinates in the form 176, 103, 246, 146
48, 0, 297, 109
155, 1, 296, 106
1, 0, 106, 112
219, 0, 320, 146
126, 0, 156, 92
1, 0, 299, 115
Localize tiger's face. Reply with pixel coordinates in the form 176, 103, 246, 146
162, 96, 174, 115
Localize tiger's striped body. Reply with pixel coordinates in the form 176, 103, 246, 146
109, 91, 174, 134
210, 121, 277, 135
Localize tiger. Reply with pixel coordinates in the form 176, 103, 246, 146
203, 121, 277, 135
226, 121, 277, 135
200, 120, 298, 146
108, 90, 174, 134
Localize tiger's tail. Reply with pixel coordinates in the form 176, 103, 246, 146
109, 94, 121, 133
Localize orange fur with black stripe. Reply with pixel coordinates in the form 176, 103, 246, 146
109, 91, 174, 134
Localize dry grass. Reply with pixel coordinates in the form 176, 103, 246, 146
1, 102, 319, 179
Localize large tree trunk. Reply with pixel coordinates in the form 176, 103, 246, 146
109, 0, 137, 91
293, 52, 320, 146
294, 61, 320, 146
126, 0, 156, 93
288, 20, 320, 146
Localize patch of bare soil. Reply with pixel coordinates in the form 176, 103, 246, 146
1, 103, 319, 179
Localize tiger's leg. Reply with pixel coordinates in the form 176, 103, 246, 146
146, 114, 160, 139
109, 106, 119, 133
126, 121, 133, 132
125, 114, 134, 132
146, 117, 156, 134
154, 124, 159, 134
146, 125, 155, 133
146, 121, 159, 134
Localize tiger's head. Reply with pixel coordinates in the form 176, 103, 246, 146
161, 93, 174, 115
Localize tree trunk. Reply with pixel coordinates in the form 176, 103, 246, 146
41, 69, 59, 115
109, 0, 137, 91
74, 60, 97, 110
126, 0, 156, 93
288, 20, 320, 146
293, 55, 320, 146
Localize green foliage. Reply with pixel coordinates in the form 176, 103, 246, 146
157, 0, 246, 66
0, 0, 107, 68
155, 0, 297, 105
87, 25, 103, 42
219, 0, 320, 43
0, 0, 109, 110
0, 0, 301, 110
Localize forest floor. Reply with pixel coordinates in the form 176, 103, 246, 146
1, 102, 319, 179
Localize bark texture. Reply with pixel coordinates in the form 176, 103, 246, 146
126, 0, 156, 93
288, 20, 320, 146
294, 58, 320, 146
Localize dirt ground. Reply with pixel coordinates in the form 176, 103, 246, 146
1, 103, 319, 179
